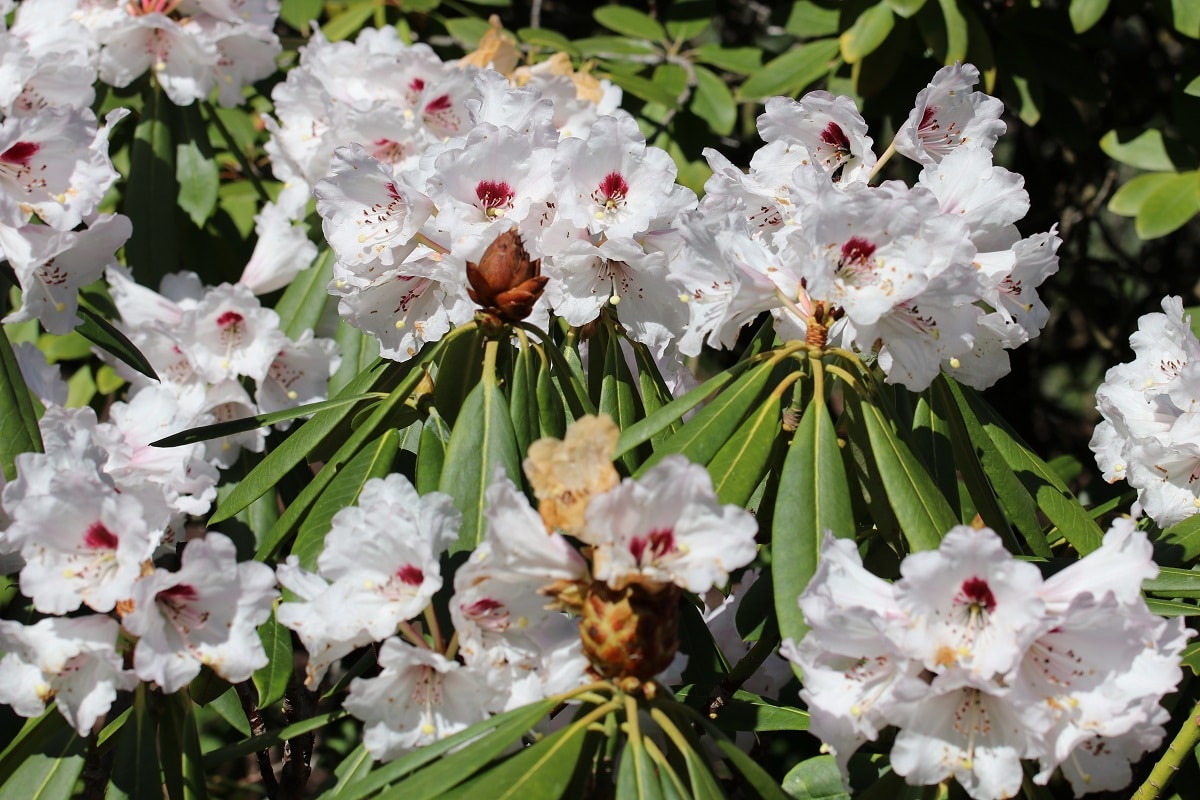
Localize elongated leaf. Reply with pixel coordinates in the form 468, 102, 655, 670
213, 357, 391, 525
0, 711, 85, 799
616, 735, 664, 800
330, 322, 381, 396
509, 339, 537, 457
739, 39, 840, 100
681, 706, 791, 800
947, 380, 1103, 555
594, 5, 665, 41
636, 358, 775, 475
416, 409, 452, 495
106, 690, 160, 800
1158, 515, 1200, 564
324, 745, 374, 798
692, 44, 761, 75
322, 0, 375, 42
0, 322, 41, 480
1145, 567, 1200, 597
1136, 170, 1200, 239
292, 428, 399, 568
781, 755, 851, 800
331, 699, 559, 800
911, 393, 961, 521
76, 302, 159, 380
441, 721, 592, 800
439, 375, 522, 553
152, 394, 386, 447
772, 400, 854, 646
203, 711, 346, 769
1069, 0, 1110, 32
1099, 129, 1176, 171
176, 103, 219, 229
615, 360, 752, 458
280, 0, 322, 31
535, 349, 567, 439
1109, 172, 1174, 217
524, 325, 595, 418
160, 692, 208, 800
704, 690, 810, 733
252, 356, 434, 559
692, 65, 737, 137
933, 377, 1041, 556
574, 36, 660, 57
936, 0, 968, 62
276, 248, 335, 340
253, 612, 294, 708
603, 71, 681, 109
707, 393, 781, 506
125, 82, 179, 286
856, 394, 955, 551
601, 330, 646, 472
840, 3, 894, 64
432, 327, 483, 427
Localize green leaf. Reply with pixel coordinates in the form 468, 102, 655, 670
946, 379, 1103, 555
1173, 0, 1200, 37
886, 0, 927, 18
1158, 515, 1200, 564
1136, 170, 1200, 239
125, 82, 179, 286
516, 27, 579, 56
416, 408, 453, 495
781, 755, 851, 800
691, 44, 762, 75
705, 690, 810, 733
276, 248, 335, 340
785, 1, 840, 37
330, 321, 380, 396
936, 0, 967, 62
615, 360, 752, 459
1145, 598, 1200, 616
911, 393, 961, 522
682, 707, 792, 800
159, 692, 209, 800
934, 377, 1045, 557
602, 71, 681, 108
1069, 0, 1110, 33
707, 393, 781, 507
106, 686, 160, 796
253, 612, 295, 708
324, 745, 374, 798
739, 39, 840, 100
96, 364, 125, 394
444, 16, 493, 49
442, 721, 592, 800
509, 338, 537, 457
66, 363, 96, 408
175, 104, 219, 229
203, 711, 347, 770
330, 699, 558, 800
840, 4, 894, 64
1181, 641, 1200, 675
292, 428, 399, 568
600, 329, 646, 473
152, 394, 386, 448
77, 298, 160, 381
206, 688, 250, 737
213, 357, 390, 525
772, 400, 854, 645
692, 65, 737, 137
575, 36, 660, 57
594, 5, 665, 41
855, 393, 955, 552
1099, 129, 1177, 171
0, 323, 42, 480
433, 328, 484, 427
37, 330, 92, 362
617, 735, 664, 800
666, 0, 712, 40
323, 1, 376, 42
1186, 75, 1200, 97
636, 358, 775, 474
1109, 172, 1177, 217
0, 711, 84, 799
280, 0, 323, 30
535, 350, 567, 439
1144, 567, 1200, 598
439, 371, 522, 554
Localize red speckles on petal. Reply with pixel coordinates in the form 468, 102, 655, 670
83, 522, 119, 550
819, 122, 850, 153
960, 576, 996, 613
840, 236, 876, 267
156, 583, 199, 604
424, 94, 452, 114
1, 141, 39, 167
216, 310, 244, 328
396, 564, 424, 586
475, 180, 514, 215
600, 172, 629, 202
630, 528, 675, 565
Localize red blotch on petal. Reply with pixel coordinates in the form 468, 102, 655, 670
396, 564, 424, 586
840, 236, 876, 266
216, 310, 244, 328
83, 522, 119, 550
1, 141, 39, 167
961, 576, 996, 613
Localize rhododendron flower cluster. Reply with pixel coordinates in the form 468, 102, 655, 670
672, 63, 1059, 390
1091, 296, 1200, 527
275, 415, 759, 761
783, 523, 1190, 799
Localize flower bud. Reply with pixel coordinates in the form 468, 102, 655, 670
465, 228, 548, 323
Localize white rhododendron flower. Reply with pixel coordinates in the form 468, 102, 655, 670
1091, 296, 1200, 526
123, 533, 278, 693
894, 62, 1006, 166
784, 524, 1190, 799
0, 616, 136, 735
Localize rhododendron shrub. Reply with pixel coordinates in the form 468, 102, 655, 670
0, 4, 1195, 799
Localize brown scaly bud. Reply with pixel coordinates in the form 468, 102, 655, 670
466, 228, 548, 323
579, 579, 681, 690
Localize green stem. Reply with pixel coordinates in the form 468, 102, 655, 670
622, 693, 647, 790
1133, 697, 1200, 800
